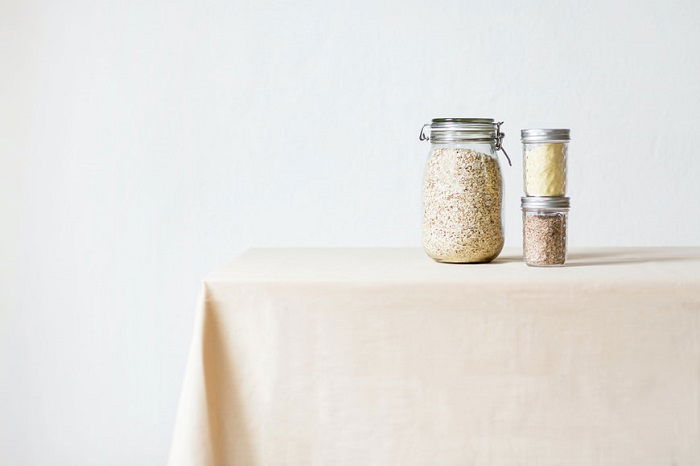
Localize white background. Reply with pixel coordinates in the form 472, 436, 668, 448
2, 0, 700, 464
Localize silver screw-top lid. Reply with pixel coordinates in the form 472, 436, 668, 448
521, 128, 570, 143
521, 196, 570, 209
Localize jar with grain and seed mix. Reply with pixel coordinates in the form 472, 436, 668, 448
521, 196, 570, 267
419, 118, 511, 263
521, 129, 570, 197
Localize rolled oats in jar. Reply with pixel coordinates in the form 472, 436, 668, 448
419, 118, 511, 263
521, 197, 570, 267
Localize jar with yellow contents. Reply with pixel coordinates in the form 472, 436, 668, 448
521, 129, 570, 197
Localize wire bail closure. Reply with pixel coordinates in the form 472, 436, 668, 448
419, 124, 431, 141
495, 121, 511, 166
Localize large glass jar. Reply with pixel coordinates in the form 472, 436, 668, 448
419, 118, 510, 263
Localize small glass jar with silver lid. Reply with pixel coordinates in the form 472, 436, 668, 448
521, 129, 570, 197
522, 196, 570, 267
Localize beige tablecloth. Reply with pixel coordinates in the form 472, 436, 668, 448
168, 248, 700, 465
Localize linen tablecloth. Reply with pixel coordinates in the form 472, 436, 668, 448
168, 248, 700, 465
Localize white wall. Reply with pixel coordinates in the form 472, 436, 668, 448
2, 0, 700, 464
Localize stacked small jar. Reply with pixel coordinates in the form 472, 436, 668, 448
520, 129, 571, 266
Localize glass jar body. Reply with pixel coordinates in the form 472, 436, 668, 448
523, 141, 568, 197
422, 141, 504, 263
522, 208, 568, 266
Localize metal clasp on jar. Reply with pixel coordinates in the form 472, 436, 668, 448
419, 123, 431, 141
494, 121, 511, 166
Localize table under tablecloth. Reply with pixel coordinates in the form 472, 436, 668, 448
168, 248, 700, 465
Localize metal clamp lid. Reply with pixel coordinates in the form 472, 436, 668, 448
419, 118, 511, 166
